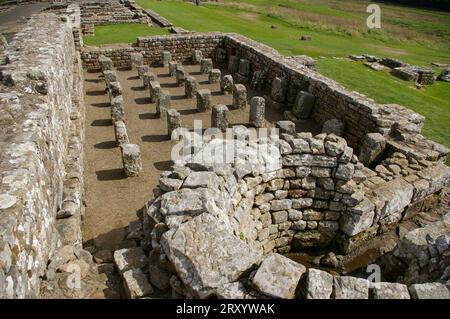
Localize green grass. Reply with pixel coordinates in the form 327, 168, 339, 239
83, 23, 170, 46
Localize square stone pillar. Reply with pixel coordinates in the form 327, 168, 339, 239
209, 69, 221, 84
220, 75, 233, 94
211, 104, 229, 132
111, 95, 125, 122
232, 84, 247, 109
250, 96, 265, 128
149, 81, 161, 104
137, 65, 149, 78
130, 52, 144, 69
121, 144, 143, 177
176, 66, 186, 86
114, 120, 129, 146
185, 76, 198, 98
192, 50, 202, 64
99, 55, 114, 72
196, 89, 212, 112
103, 70, 117, 87
228, 55, 239, 75
156, 90, 171, 118
167, 109, 181, 138
169, 61, 178, 76
200, 58, 213, 74
142, 72, 155, 89
162, 51, 172, 67
109, 81, 122, 98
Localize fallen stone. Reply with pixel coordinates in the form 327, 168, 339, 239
334, 276, 369, 299
306, 268, 333, 299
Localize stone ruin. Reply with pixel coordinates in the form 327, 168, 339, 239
0, 3, 449, 299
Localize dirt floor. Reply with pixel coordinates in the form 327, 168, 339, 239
82, 62, 320, 251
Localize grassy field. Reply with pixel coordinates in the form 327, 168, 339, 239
87, 0, 449, 156
83, 23, 170, 46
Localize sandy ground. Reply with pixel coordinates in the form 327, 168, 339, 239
82, 62, 319, 250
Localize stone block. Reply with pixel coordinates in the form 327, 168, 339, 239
114, 120, 129, 146
293, 91, 315, 119
209, 69, 221, 84
130, 52, 144, 69
275, 121, 296, 134
220, 75, 234, 94
156, 90, 171, 118
137, 64, 149, 78
169, 61, 178, 76
250, 96, 265, 128
232, 84, 247, 109
162, 51, 171, 67
167, 109, 181, 138
270, 77, 286, 102
185, 76, 198, 98
322, 119, 344, 137
142, 72, 155, 89
176, 66, 186, 86
334, 276, 369, 299
358, 133, 386, 166
200, 58, 213, 74
238, 59, 250, 76
228, 55, 239, 74
211, 104, 229, 132
196, 89, 212, 112
111, 95, 125, 122
121, 144, 143, 177
306, 268, 333, 299
192, 50, 202, 64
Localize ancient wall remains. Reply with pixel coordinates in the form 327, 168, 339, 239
0, 12, 85, 298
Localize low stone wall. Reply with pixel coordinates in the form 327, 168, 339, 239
0, 12, 84, 298
81, 33, 223, 70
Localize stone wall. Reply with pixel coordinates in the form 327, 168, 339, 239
140, 128, 449, 298
81, 33, 223, 70
0, 12, 84, 298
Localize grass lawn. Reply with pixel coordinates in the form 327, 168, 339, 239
83, 23, 170, 46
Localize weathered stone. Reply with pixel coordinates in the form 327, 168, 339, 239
249, 96, 265, 128
220, 75, 234, 94
167, 109, 181, 138
322, 119, 344, 136
192, 50, 203, 64
130, 52, 144, 69
111, 95, 125, 122
142, 71, 155, 88
216, 282, 247, 299
252, 253, 306, 299
270, 77, 286, 103
197, 89, 212, 112
209, 69, 221, 84
149, 81, 161, 103
371, 282, 410, 299
162, 51, 171, 67
275, 121, 296, 134
306, 268, 333, 299
114, 120, 129, 146
113, 247, 147, 274
169, 61, 178, 76
228, 55, 239, 74
232, 84, 247, 109
183, 171, 219, 189
238, 59, 251, 76
293, 91, 315, 119
409, 282, 450, 299
340, 199, 375, 236
108, 81, 122, 98
200, 58, 213, 74
99, 55, 113, 71
156, 90, 171, 117
137, 64, 149, 78
122, 268, 153, 299
334, 276, 369, 299
335, 163, 355, 181
211, 104, 229, 132
283, 154, 337, 167
175, 66, 186, 86
185, 76, 198, 98
372, 178, 414, 219
359, 133, 386, 166
121, 144, 143, 177
161, 214, 262, 297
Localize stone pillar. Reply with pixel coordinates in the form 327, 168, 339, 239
211, 104, 229, 132
114, 120, 129, 146
99, 55, 113, 71
235, 59, 250, 83
228, 55, 239, 75
156, 90, 171, 118
293, 91, 315, 119
185, 76, 198, 98
103, 70, 117, 87
111, 95, 125, 122
142, 72, 155, 89
130, 52, 144, 69
250, 96, 265, 128
200, 58, 213, 74
192, 50, 202, 64
162, 51, 171, 67
268, 77, 287, 109
220, 75, 233, 94
196, 89, 212, 112
121, 144, 143, 177
137, 65, 149, 78
149, 81, 161, 104
109, 81, 122, 98
232, 84, 247, 109
169, 61, 178, 76
209, 69, 221, 84
167, 109, 181, 138
176, 66, 186, 86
